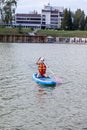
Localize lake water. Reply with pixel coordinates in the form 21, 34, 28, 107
0, 43, 87, 130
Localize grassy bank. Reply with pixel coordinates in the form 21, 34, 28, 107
0, 27, 87, 37
0, 27, 32, 34
37, 30, 87, 37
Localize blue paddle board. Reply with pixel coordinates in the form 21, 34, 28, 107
33, 73, 56, 86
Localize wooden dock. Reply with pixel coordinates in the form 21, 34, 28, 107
0, 34, 47, 43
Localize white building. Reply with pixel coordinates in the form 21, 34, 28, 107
14, 13, 41, 28
14, 4, 64, 29
41, 3, 64, 29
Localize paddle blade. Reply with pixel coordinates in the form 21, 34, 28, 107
54, 76, 62, 84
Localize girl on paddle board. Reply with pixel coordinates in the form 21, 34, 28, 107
36, 57, 48, 78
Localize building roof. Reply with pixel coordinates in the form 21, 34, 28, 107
42, 9, 59, 13
16, 13, 41, 17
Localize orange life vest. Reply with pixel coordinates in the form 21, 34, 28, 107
38, 63, 46, 75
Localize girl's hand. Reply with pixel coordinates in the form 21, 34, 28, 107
38, 57, 41, 60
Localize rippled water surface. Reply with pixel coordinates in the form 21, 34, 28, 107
0, 43, 87, 130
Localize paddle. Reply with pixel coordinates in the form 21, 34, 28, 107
48, 67, 62, 84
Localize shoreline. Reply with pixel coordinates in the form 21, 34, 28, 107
0, 33, 87, 44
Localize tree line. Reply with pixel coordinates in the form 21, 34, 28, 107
61, 8, 87, 30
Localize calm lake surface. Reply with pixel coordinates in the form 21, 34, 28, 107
0, 43, 87, 130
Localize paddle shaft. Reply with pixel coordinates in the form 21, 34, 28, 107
47, 67, 62, 83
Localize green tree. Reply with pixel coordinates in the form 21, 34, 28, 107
0, 0, 5, 23
73, 9, 85, 30
68, 9, 73, 30
61, 8, 72, 30
0, 0, 17, 25
18, 24, 23, 34
84, 16, 87, 30
79, 11, 85, 30
61, 8, 68, 30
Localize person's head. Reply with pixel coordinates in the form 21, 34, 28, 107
40, 57, 44, 63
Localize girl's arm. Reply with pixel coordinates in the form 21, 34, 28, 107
36, 57, 41, 65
